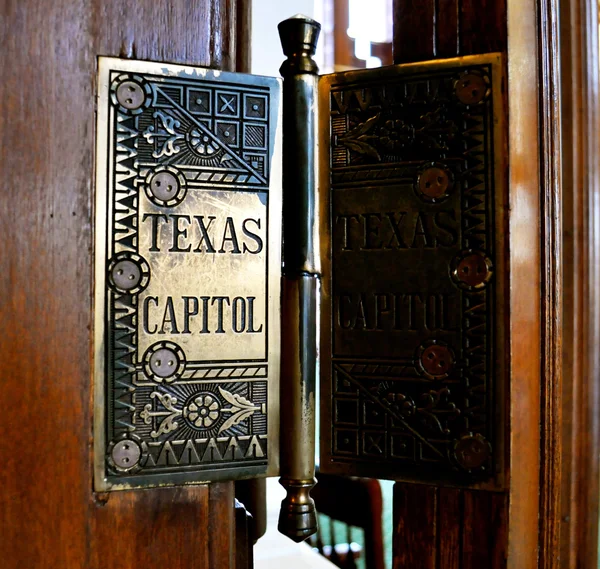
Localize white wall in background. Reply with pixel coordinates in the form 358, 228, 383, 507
251, 0, 317, 77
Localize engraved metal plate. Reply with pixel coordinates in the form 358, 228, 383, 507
318, 55, 507, 484
94, 58, 282, 490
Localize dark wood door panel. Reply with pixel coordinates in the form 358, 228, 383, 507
393, 0, 507, 63
0, 1, 247, 567
393, 484, 508, 569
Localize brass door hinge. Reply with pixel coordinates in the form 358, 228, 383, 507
93, 16, 508, 541
317, 53, 507, 487
94, 59, 282, 491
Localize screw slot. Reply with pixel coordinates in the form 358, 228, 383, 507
147, 345, 182, 380
420, 344, 454, 377
455, 73, 487, 105
110, 438, 141, 471
454, 252, 492, 288
418, 166, 451, 199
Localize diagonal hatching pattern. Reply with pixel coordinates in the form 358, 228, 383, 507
244, 124, 265, 148
183, 365, 269, 380
332, 166, 414, 187
337, 361, 419, 382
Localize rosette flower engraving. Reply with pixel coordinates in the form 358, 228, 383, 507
185, 394, 221, 428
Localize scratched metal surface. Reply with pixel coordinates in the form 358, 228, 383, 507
94, 58, 282, 490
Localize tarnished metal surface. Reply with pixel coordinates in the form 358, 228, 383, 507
318, 54, 507, 485
277, 15, 321, 541
94, 58, 282, 490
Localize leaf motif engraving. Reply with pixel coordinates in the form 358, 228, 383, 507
152, 392, 179, 413
217, 387, 263, 434
346, 113, 380, 137
151, 417, 179, 438
139, 391, 183, 439
218, 387, 256, 410
338, 113, 382, 161
143, 110, 184, 158
218, 409, 256, 434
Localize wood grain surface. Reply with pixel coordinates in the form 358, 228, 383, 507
503, 0, 543, 566
559, 0, 600, 568
392, 0, 506, 63
393, 484, 508, 569
0, 1, 249, 567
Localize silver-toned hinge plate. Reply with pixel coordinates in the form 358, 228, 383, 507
94, 57, 282, 491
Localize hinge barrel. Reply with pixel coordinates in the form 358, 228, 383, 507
277, 14, 321, 542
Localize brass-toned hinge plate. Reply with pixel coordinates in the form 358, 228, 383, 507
317, 54, 507, 487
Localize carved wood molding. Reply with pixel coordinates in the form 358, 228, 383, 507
537, 0, 563, 567
559, 0, 600, 568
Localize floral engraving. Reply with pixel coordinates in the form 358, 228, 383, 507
139, 392, 181, 438
139, 388, 264, 438
185, 393, 221, 428
337, 113, 382, 160
143, 110, 184, 158
187, 128, 221, 156
337, 108, 460, 164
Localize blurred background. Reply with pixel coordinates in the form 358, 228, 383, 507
252, 0, 393, 77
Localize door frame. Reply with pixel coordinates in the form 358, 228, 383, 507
510, 0, 600, 566
558, 0, 600, 567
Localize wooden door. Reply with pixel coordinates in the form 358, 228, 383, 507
0, 2, 252, 568
388, 0, 600, 567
